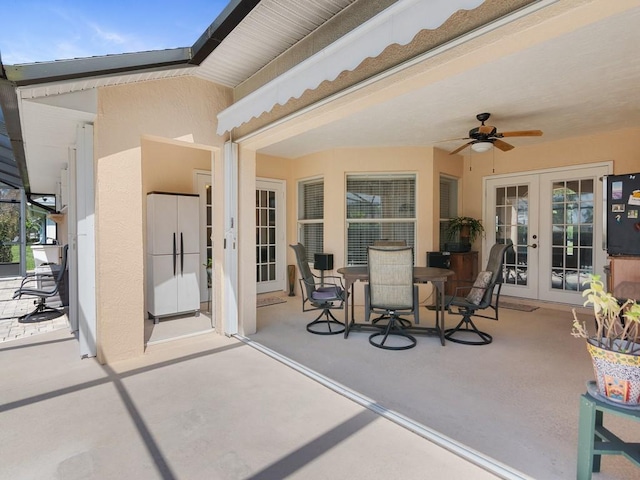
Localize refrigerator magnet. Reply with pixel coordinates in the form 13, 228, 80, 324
629, 190, 640, 206
611, 181, 623, 199
612, 204, 625, 213
628, 210, 639, 219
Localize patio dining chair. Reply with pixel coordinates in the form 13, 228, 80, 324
367, 245, 417, 350
290, 243, 346, 335
443, 242, 513, 345
365, 239, 419, 327
13, 244, 69, 323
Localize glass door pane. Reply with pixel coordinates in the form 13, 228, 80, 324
495, 184, 529, 287
550, 179, 593, 292
256, 188, 277, 284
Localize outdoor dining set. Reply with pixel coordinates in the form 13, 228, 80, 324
291, 241, 513, 350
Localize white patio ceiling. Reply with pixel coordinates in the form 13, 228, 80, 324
256, 1, 640, 158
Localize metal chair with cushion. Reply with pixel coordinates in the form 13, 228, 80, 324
367, 245, 417, 350
290, 243, 346, 335
443, 242, 513, 345
13, 244, 69, 323
365, 240, 420, 327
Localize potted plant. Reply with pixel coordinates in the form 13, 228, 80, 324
572, 274, 640, 406
203, 258, 212, 284
444, 216, 484, 252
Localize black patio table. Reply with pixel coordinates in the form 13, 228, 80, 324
337, 266, 454, 346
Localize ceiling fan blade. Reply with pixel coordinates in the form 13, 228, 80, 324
434, 137, 470, 144
493, 139, 515, 152
450, 141, 473, 155
499, 130, 543, 137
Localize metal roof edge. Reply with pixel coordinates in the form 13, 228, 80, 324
0, 0, 259, 87
189, 0, 262, 65
5, 48, 193, 87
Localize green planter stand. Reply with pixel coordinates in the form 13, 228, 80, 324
577, 387, 640, 479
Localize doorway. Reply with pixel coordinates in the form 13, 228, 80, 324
484, 163, 610, 305
256, 178, 286, 294
195, 171, 212, 305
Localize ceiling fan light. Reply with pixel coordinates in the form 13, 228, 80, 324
471, 141, 493, 153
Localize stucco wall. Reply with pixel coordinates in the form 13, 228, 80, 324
95, 76, 231, 363
256, 146, 447, 305
254, 128, 639, 310
460, 127, 640, 221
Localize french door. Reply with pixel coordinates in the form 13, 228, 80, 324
256, 178, 286, 294
484, 164, 609, 305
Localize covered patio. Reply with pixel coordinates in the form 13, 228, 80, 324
2, 293, 639, 479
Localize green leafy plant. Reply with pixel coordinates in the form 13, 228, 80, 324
445, 216, 485, 244
571, 274, 640, 354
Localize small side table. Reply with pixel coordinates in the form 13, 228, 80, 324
577, 388, 640, 479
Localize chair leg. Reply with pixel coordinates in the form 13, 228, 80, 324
444, 315, 493, 345
371, 314, 412, 328
18, 298, 65, 324
369, 314, 417, 350
306, 309, 345, 335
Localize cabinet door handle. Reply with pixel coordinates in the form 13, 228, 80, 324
180, 233, 184, 274
173, 233, 177, 275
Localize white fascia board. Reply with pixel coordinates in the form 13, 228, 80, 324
216, 0, 484, 134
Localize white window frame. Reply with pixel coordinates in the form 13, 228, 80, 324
439, 175, 459, 250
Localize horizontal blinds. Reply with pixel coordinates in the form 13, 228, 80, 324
299, 179, 324, 261
301, 180, 323, 220
346, 175, 416, 265
347, 177, 415, 219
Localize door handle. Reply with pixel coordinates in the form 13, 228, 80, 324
180, 233, 184, 274
527, 243, 538, 249
173, 233, 177, 275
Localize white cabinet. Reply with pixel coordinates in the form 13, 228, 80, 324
146, 192, 200, 321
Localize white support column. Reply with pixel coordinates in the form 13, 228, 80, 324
76, 124, 97, 358
223, 141, 238, 335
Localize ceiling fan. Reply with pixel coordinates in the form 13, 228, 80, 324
449, 113, 542, 155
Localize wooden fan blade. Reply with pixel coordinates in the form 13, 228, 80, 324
478, 125, 496, 135
434, 137, 470, 144
450, 141, 473, 155
493, 139, 515, 152
499, 130, 543, 137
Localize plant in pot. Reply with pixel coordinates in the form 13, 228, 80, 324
444, 216, 484, 252
572, 274, 640, 407
203, 258, 212, 285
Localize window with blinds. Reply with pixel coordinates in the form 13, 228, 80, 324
298, 179, 324, 262
439, 176, 458, 250
346, 175, 416, 265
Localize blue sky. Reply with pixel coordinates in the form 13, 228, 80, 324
0, 1, 230, 65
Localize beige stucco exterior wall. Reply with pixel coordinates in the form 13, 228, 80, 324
455, 127, 640, 266
95, 76, 231, 363
253, 127, 639, 310
256, 147, 448, 305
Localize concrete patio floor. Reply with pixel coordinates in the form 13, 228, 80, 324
3, 328, 510, 479
1, 282, 639, 479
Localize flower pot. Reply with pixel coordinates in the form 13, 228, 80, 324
587, 338, 640, 406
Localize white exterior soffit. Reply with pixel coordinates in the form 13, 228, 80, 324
216, 0, 484, 135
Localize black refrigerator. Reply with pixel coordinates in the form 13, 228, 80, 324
603, 173, 640, 256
